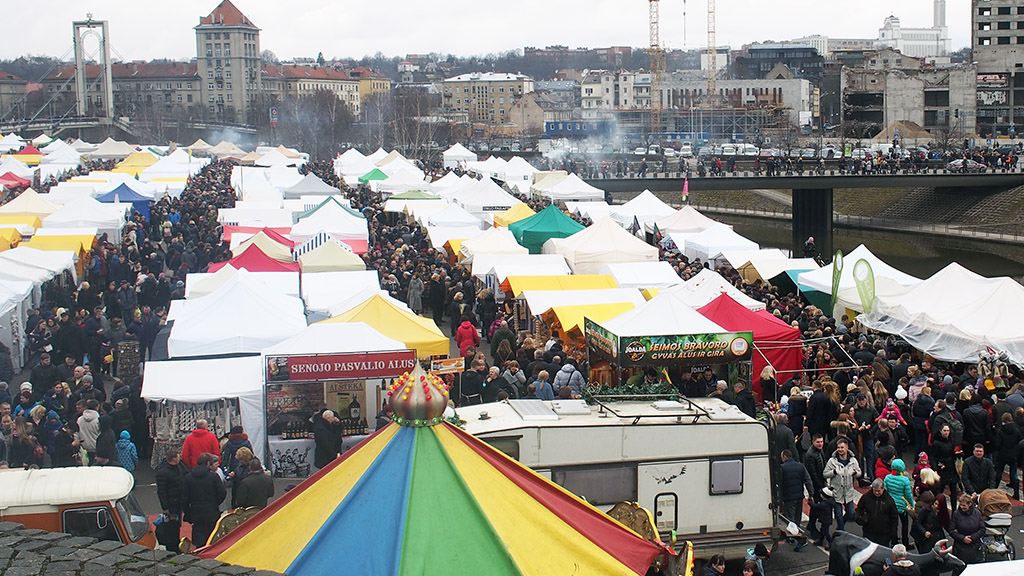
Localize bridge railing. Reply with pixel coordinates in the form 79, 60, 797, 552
686, 201, 1024, 244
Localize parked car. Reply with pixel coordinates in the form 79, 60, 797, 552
634, 147, 647, 155
945, 158, 987, 172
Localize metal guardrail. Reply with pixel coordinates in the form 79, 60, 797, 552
686, 201, 1024, 244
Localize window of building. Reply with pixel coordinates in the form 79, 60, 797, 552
999, 36, 1012, 44
177, 94, 182, 102
999, 21, 1011, 30
979, 6, 991, 15
226, 83, 231, 90
1017, 36, 1024, 44
227, 94, 232, 101
207, 71, 213, 79
225, 71, 231, 79
209, 95, 214, 101
980, 23, 992, 31
208, 83, 214, 90
187, 83, 192, 89
980, 37, 992, 45
999, 6, 1012, 15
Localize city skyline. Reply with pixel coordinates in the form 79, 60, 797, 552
3, 0, 969, 66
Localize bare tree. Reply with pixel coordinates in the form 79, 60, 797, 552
277, 89, 355, 160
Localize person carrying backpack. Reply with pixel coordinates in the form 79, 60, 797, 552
552, 362, 587, 398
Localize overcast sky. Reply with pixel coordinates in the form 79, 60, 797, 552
5, 0, 970, 64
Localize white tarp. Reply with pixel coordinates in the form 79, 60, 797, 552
426, 226, 483, 250
469, 253, 569, 280
301, 270, 381, 316
859, 262, 1024, 364
647, 205, 722, 234
426, 203, 482, 229
42, 196, 126, 241
458, 227, 527, 262
565, 201, 612, 222
535, 173, 605, 202
542, 217, 658, 275
143, 356, 266, 462
185, 266, 300, 299
599, 261, 684, 290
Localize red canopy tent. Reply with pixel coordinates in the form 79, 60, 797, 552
0, 172, 31, 189
17, 145, 42, 155
221, 225, 292, 244
697, 293, 803, 400
208, 244, 300, 273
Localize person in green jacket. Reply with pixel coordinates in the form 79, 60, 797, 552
883, 458, 915, 546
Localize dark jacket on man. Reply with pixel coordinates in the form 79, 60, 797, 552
960, 455, 996, 495
313, 417, 341, 469
181, 465, 226, 525
155, 458, 190, 516
856, 488, 899, 546
779, 458, 813, 501
236, 470, 275, 508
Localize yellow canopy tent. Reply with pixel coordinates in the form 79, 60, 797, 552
113, 151, 159, 177
539, 302, 636, 359
0, 189, 60, 218
492, 202, 536, 228
500, 274, 618, 298
0, 215, 41, 229
24, 234, 94, 254
319, 294, 449, 358
238, 151, 262, 166
0, 227, 22, 251
443, 238, 467, 264
231, 231, 294, 263
298, 240, 366, 273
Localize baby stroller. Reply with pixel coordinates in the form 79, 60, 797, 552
978, 489, 1015, 561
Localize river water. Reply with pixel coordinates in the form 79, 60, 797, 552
709, 214, 1024, 280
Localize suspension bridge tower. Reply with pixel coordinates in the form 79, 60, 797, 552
72, 15, 114, 117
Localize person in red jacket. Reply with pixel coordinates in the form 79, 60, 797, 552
455, 316, 480, 357
181, 419, 221, 469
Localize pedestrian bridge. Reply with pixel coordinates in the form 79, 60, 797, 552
585, 171, 1024, 256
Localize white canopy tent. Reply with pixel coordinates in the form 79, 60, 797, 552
283, 173, 339, 198
599, 262, 684, 290
737, 257, 820, 284
660, 268, 767, 311
0, 246, 78, 285
797, 244, 921, 314
445, 178, 518, 221
42, 196, 126, 241
501, 156, 538, 193
565, 201, 612, 222
682, 225, 759, 264
89, 138, 135, 160
426, 203, 483, 229
143, 356, 267, 462
542, 217, 658, 275
469, 253, 569, 281
263, 322, 405, 356
458, 227, 528, 262
535, 173, 605, 202
610, 190, 676, 229
290, 198, 369, 251
600, 292, 728, 337
184, 265, 300, 299
301, 270, 382, 317
859, 263, 1024, 364
426, 226, 483, 250
442, 143, 477, 169
0, 278, 34, 371
167, 272, 307, 357
647, 205, 722, 234
718, 249, 787, 271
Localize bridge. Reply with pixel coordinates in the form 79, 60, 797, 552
0, 116, 257, 143
586, 171, 1024, 257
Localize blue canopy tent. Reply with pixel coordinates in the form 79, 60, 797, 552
95, 183, 152, 221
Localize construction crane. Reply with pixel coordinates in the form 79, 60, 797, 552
649, 0, 665, 137
707, 0, 717, 107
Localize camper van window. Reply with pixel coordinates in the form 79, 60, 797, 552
62, 507, 121, 543
553, 464, 638, 506
482, 437, 520, 461
709, 458, 744, 495
116, 494, 151, 542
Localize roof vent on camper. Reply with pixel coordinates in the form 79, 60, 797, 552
551, 399, 590, 415
508, 399, 559, 421
704, 403, 749, 421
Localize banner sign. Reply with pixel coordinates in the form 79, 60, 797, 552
430, 357, 465, 375
830, 249, 844, 312
853, 258, 876, 314
267, 350, 416, 382
585, 318, 753, 367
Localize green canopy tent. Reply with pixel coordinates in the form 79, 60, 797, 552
769, 269, 814, 302
296, 196, 366, 220
508, 205, 585, 254
358, 168, 388, 184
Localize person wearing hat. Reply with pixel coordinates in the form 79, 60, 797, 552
116, 430, 138, 473
810, 485, 836, 548
884, 458, 915, 545
744, 543, 770, 575
223, 425, 254, 472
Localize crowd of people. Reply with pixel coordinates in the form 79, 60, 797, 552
2, 147, 1022, 570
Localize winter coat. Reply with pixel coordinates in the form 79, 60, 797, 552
313, 418, 341, 469
883, 459, 914, 514
552, 364, 586, 397
501, 369, 526, 397
222, 433, 254, 471
824, 454, 862, 504
962, 404, 991, 446
94, 426, 117, 466
786, 395, 807, 436
911, 394, 935, 431
181, 428, 221, 469
236, 471, 275, 508
912, 506, 944, 551
455, 321, 480, 356
949, 504, 985, 562
960, 456, 996, 495
490, 326, 517, 361
76, 410, 101, 452
181, 465, 226, 524
734, 388, 756, 418
804, 444, 826, 492
856, 488, 898, 544
779, 458, 813, 501
993, 422, 1021, 463
805, 390, 834, 436
116, 438, 138, 472
406, 278, 424, 312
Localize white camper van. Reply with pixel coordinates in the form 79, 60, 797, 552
464, 397, 776, 559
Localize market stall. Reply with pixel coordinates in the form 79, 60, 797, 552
585, 293, 753, 390
261, 322, 413, 477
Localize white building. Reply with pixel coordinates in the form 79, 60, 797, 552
699, 46, 731, 71
875, 0, 950, 59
